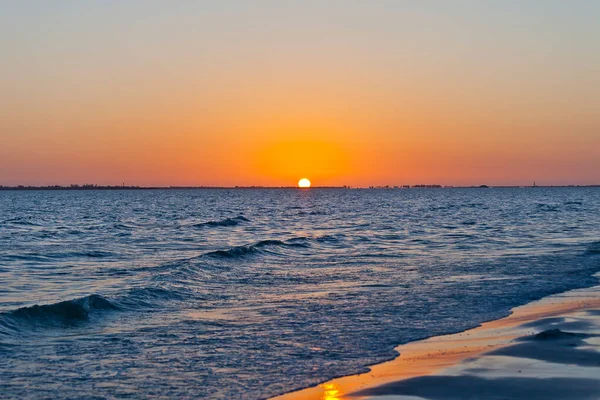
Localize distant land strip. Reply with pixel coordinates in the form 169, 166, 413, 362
1, 184, 599, 190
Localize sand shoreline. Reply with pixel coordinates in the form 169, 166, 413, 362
272, 280, 600, 400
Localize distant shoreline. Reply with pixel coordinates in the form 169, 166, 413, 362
0, 185, 599, 191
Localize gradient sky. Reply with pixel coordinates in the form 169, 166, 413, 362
1, 1, 599, 187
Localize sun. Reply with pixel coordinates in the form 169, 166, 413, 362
298, 178, 311, 188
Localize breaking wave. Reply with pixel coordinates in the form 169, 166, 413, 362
0, 294, 118, 334
0, 287, 188, 336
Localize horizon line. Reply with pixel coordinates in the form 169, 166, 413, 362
1, 184, 600, 190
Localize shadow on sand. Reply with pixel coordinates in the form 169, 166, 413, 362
352, 327, 600, 399
352, 375, 600, 399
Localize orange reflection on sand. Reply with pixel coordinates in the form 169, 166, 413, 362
320, 383, 340, 400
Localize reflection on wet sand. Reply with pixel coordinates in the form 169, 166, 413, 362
321, 383, 341, 400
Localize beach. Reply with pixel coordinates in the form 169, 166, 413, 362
273, 279, 600, 400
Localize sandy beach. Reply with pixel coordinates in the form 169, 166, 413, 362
273, 279, 600, 400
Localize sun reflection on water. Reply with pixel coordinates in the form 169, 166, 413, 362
320, 383, 341, 400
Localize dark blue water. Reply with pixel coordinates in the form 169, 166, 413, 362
1, 188, 599, 399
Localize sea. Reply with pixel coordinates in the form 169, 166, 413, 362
1, 187, 599, 399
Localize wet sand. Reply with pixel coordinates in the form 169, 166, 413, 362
272, 282, 600, 400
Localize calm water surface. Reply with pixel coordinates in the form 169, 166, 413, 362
1, 188, 599, 399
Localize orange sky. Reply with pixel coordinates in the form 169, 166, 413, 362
1, 1, 599, 187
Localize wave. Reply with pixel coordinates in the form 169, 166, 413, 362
204, 238, 311, 259
565, 201, 583, 206
296, 210, 327, 216
0, 294, 119, 333
0, 287, 187, 336
461, 220, 478, 226
3, 216, 41, 226
536, 203, 560, 212
205, 245, 260, 258
315, 234, 346, 243
463, 202, 486, 208
2, 250, 115, 261
190, 216, 249, 229
70, 250, 115, 258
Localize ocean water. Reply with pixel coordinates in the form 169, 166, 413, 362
1, 188, 599, 399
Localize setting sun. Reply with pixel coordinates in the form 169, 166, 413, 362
298, 178, 311, 188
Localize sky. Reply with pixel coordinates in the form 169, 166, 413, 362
1, 0, 599, 187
